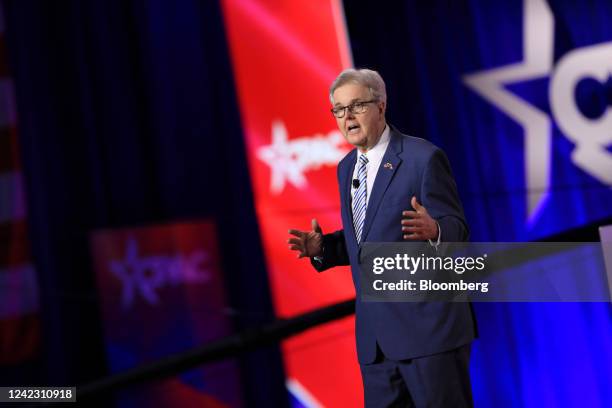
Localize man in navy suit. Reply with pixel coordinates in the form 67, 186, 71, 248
288, 69, 476, 407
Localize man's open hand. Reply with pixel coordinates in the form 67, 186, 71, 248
288, 219, 324, 258
401, 196, 439, 240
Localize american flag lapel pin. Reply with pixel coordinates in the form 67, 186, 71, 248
384, 162, 393, 170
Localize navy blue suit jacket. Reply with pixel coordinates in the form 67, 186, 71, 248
313, 126, 476, 364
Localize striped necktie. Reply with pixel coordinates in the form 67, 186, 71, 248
353, 154, 368, 244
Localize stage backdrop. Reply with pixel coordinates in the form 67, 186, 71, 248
2, 0, 288, 406
342, 0, 612, 407
2, 0, 610, 407
226, 0, 611, 407
221, 1, 362, 407
343, 0, 612, 242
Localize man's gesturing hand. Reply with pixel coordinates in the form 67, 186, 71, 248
288, 219, 324, 258
401, 196, 439, 241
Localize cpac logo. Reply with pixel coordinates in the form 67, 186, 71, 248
110, 238, 211, 309
463, 0, 612, 221
257, 120, 349, 194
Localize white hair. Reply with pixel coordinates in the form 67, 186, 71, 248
329, 68, 387, 104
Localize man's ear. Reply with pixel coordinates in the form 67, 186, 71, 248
379, 101, 386, 116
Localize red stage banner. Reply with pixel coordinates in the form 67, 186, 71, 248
221, 1, 362, 406
91, 221, 242, 408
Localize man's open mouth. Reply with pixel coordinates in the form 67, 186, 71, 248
347, 124, 360, 133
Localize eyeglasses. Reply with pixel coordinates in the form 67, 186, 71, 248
330, 99, 378, 118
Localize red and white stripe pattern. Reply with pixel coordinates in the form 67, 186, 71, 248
0, 3, 40, 364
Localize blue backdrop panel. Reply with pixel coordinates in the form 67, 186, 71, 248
346, 0, 612, 241
344, 0, 612, 406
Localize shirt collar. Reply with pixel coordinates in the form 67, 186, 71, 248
357, 124, 390, 162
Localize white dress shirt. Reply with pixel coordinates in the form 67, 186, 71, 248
351, 125, 390, 205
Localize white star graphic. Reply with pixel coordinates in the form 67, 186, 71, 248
463, 0, 554, 220
109, 238, 211, 309
257, 120, 349, 194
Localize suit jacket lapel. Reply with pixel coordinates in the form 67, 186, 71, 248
362, 129, 403, 241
